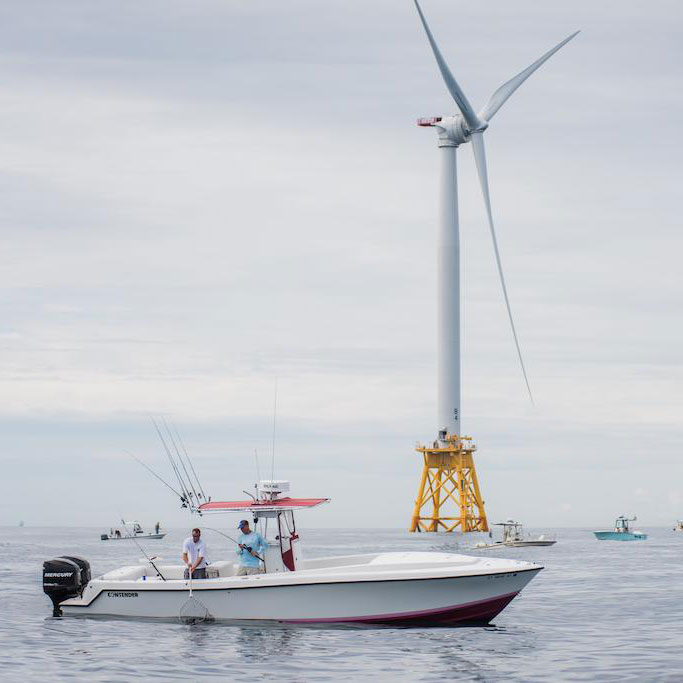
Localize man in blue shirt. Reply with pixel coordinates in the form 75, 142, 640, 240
236, 519, 266, 576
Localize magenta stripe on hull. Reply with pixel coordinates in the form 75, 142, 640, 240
284, 591, 519, 626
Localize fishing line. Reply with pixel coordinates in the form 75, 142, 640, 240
127, 452, 183, 499
203, 526, 263, 562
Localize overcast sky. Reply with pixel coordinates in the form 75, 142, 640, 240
1, 0, 681, 529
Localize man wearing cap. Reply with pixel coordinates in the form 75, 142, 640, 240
236, 520, 266, 576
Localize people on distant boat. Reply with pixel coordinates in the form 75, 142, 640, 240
236, 520, 266, 576
182, 527, 208, 579
115, 529, 121, 538
155, 522, 160, 535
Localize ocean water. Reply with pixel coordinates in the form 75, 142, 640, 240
1, 526, 680, 682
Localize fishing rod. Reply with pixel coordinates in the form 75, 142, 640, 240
171, 420, 207, 501
153, 416, 191, 504
120, 518, 167, 581
162, 417, 201, 507
203, 526, 264, 563
151, 417, 192, 508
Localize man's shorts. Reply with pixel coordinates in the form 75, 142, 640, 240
184, 567, 207, 579
236, 566, 263, 576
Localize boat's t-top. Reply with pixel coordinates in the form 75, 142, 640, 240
198, 480, 329, 573
495, 519, 524, 543
614, 515, 636, 533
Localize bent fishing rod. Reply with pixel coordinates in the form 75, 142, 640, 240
120, 518, 167, 581
203, 527, 264, 562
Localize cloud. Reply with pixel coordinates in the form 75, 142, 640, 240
0, 0, 681, 527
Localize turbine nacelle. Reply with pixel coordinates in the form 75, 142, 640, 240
418, 115, 488, 147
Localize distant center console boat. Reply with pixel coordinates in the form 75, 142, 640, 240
100, 521, 166, 541
476, 520, 557, 549
593, 516, 647, 541
44, 481, 542, 625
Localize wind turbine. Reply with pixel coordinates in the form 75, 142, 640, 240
409, 1, 578, 532
414, 0, 578, 438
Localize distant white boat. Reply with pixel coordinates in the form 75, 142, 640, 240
476, 520, 557, 549
101, 521, 166, 541
674, 520, 683, 532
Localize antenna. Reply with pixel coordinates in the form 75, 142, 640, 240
270, 378, 278, 483
254, 449, 262, 485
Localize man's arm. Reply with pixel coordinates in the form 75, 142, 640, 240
191, 554, 204, 571
254, 533, 266, 556
182, 540, 192, 567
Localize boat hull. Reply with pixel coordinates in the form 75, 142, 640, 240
61, 568, 540, 625
593, 531, 647, 541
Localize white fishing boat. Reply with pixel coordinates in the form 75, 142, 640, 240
673, 520, 683, 532
44, 481, 542, 625
100, 521, 166, 541
475, 520, 556, 549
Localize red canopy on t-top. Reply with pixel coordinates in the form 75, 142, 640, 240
198, 497, 329, 514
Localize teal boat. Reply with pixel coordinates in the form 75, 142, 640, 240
593, 515, 647, 541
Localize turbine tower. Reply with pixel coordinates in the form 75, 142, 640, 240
409, 0, 578, 532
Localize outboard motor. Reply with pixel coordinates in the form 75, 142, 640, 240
60, 556, 91, 586
42, 556, 91, 616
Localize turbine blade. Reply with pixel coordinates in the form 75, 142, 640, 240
470, 131, 534, 403
413, 0, 480, 130
479, 31, 580, 122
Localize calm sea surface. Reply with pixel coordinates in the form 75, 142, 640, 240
1, 526, 680, 681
